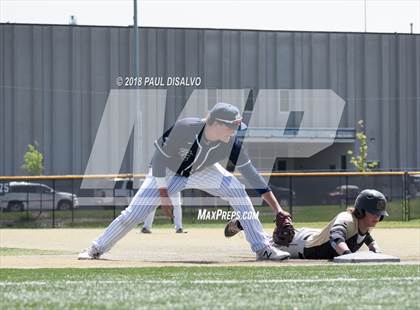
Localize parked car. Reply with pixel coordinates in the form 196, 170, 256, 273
93, 178, 143, 207
0, 182, 79, 212
408, 174, 420, 197
326, 185, 360, 204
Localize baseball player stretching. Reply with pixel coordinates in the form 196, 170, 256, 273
79, 102, 292, 261
225, 189, 388, 259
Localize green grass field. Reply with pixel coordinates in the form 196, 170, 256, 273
1, 265, 419, 309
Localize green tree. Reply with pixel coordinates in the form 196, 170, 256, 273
347, 120, 378, 172
22, 141, 44, 175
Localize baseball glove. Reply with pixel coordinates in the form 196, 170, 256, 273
272, 213, 295, 246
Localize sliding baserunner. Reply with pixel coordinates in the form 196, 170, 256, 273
225, 189, 387, 259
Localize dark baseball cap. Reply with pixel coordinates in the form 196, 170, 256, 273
209, 102, 247, 130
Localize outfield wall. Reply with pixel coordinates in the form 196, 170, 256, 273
1, 23, 419, 175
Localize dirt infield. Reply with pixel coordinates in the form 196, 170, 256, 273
1, 228, 419, 268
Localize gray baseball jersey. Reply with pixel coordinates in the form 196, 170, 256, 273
152, 117, 270, 194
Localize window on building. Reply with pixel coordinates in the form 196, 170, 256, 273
341, 155, 347, 170
274, 159, 287, 171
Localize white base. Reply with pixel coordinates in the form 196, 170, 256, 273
333, 251, 400, 263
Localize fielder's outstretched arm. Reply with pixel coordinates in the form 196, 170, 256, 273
235, 161, 289, 216
151, 145, 174, 219
261, 191, 291, 217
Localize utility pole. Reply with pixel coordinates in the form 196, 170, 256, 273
133, 0, 143, 177
364, 0, 367, 32
133, 0, 139, 78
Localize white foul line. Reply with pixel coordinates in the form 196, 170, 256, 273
0, 277, 419, 286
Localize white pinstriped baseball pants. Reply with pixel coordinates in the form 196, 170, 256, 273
279, 228, 320, 258
92, 163, 271, 253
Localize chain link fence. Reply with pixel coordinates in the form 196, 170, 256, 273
0, 172, 419, 228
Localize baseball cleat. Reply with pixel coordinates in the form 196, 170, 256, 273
256, 246, 290, 261
224, 218, 243, 237
175, 228, 185, 233
141, 227, 152, 234
78, 246, 101, 260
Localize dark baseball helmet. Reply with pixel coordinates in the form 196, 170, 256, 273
354, 189, 388, 220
